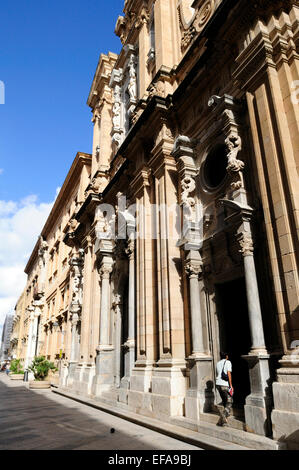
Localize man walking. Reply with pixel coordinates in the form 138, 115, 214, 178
216, 352, 233, 426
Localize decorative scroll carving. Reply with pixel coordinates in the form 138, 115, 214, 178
225, 133, 244, 190
208, 94, 245, 191
181, 175, 196, 221
179, 0, 215, 51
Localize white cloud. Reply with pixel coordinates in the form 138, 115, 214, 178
0, 192, 57, 328
0, 169, 3, 175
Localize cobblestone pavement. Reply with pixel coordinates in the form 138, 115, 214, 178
0, 373, 201, 450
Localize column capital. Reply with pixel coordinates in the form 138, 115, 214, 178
185, 255, 203, 278
100, 264, 113, 280
237, 231, 254, 257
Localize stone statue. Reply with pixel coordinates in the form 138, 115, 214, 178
128, 56, 137, 101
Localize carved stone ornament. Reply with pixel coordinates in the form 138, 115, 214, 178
112, 84, 121, 130
125, 236, 135, 260
237, 232, 254, 256
147, 80, 165, 99
115, 6, 149, 45
181, 175, 196, 221
100, 264, 113, 280
184, 260, 202, 278
193, 0, 215, 32
179, 0, 215, 51
208, 95, 245, 191
225, 132, 244, 190
69, 249, 84, 307
38, 236, 48, 269
112, 294, 122, 307
96, 210, 116, 240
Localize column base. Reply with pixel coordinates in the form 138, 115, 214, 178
242, 352, 272, 437
271, 355, 299, 449
72, 363, 95, 396
185, 355, 214, 421
150, 359, 187, 419
129, 360, 155, 392
65, 361, 77, 388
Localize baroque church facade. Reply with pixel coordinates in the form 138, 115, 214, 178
12, 0, 299, 449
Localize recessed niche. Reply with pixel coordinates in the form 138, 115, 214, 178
203, 144, 228, 189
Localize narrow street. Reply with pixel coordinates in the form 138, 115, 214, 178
0, 374, 201, 450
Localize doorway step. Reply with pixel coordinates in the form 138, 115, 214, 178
171, 416, 284, 450
200, 411, 247, 431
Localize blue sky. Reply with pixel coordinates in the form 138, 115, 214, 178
0, 0, 124, 329
0, 0, 123, 202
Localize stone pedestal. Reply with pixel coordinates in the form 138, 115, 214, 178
271, 354, 299, 449
150, 360, 187, 419
185, 356, 214, 421
66, 361, 78, 388
92, 347, 114, 396
127, 362, 155, 413
243, 352, 272, 437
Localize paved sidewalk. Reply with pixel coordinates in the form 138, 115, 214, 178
0, 373, 201, 450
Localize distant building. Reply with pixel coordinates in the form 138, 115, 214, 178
0, 314, 14, 361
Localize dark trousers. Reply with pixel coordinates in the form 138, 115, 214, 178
216, 385, 233, 417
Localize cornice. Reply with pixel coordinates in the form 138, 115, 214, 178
87, 52, 118, 110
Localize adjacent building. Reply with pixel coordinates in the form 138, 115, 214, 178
14, 0, 299, 449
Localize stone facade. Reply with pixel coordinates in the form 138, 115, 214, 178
14, 0, 299, 449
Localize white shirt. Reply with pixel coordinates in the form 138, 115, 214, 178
216, 359, 232, 387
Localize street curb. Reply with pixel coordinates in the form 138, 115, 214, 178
52, 387, 249, 450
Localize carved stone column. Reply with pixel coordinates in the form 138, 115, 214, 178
120, 234, 135, 391
185, 255, 205, 356
67, 250, 84, 384
92, 240, 115, 395
238, 232, 267, 353
113, 295, 122, 388
237, 230, 272, 437
173, 135, 214, 420
99, 264, 113, 347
